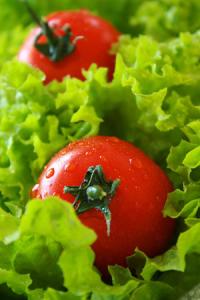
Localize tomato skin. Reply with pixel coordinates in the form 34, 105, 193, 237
32, 136, 175, 276
18, 10, 120, 84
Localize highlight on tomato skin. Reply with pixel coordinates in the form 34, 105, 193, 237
32, 136, 176, 277
18, 9, 120, 84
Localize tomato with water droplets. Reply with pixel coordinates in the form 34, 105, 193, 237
32, 136, 175, 277
18, 9, 120, 84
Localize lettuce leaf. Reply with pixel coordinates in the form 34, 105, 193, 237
1, 198, 200, 299
0, 0, 141, 34
1, 0, 200, 38
0, 60, 102, 206
0, 198, 139, 299
131, 0, 200, 41
0, 2, 200, 299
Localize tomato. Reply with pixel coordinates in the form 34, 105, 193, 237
18, 9, 120, 84
32, 136, 175, 277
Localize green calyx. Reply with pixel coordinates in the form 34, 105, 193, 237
64, 165, 120, 236
25, 1, 83, 62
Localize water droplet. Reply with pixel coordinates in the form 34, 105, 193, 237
46, 168, 55, 179
64, 164, 69, 171
133, 158, 142, 169
129, 158, 133, 165
60, 149, 67, 156
109, 137, 120, 143
134, 185, 141, 191
85, 151, 89, 156
156, 195, 160, 201
99, 155, 106, 161
67, 163, 76, 172
31, 184, 39, 198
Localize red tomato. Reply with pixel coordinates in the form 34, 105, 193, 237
18, 10, 120, 84
32, 136, 175, 277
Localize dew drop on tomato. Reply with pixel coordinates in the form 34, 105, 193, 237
31, 183, 40, 198
128, 158, 133, 165
64, 164, 69, 172
46, 168, 55, 179
133, 158, 143, 169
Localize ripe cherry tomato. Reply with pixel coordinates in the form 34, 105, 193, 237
32, 136, 175, 277
18, 10, 120, 84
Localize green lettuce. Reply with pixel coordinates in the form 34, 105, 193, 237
0, 1, 200, 299
1, 0, 200, 66
0, 60, 102, 206
131, 0, 200, 41
0, 0, 141, 33
0, 198, 139, 299
1, 0, 200, 37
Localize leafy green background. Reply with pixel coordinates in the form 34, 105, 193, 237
1, 0, 200, 64
0, 0, 200, 299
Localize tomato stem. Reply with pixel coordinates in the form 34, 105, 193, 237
24, 1, 83, 62
64, 165, 120, 236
